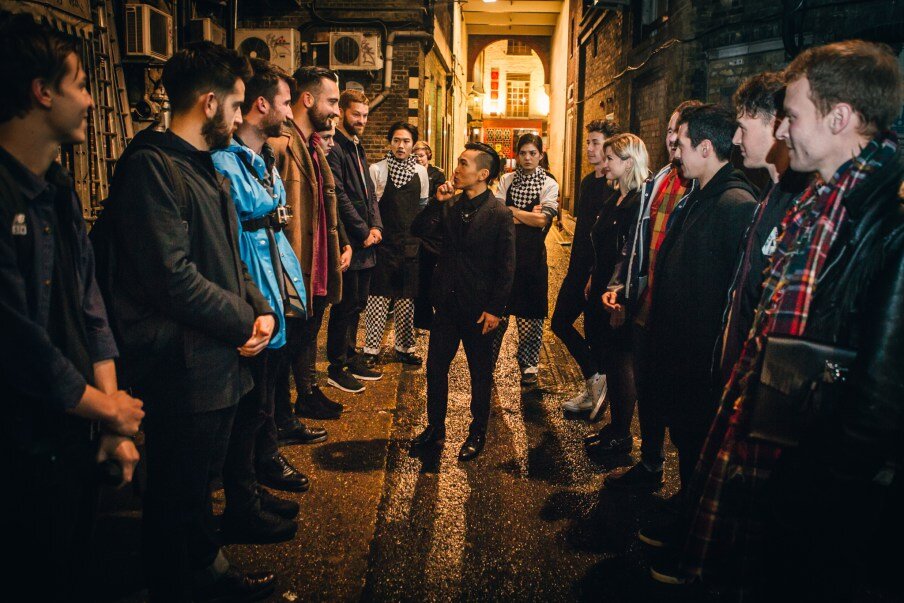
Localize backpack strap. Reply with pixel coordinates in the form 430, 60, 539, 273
149, 147, 192, 223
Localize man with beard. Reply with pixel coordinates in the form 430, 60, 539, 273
104, 42, 277, 601
212, 59, 307, 544
271, 67, 351, 426
362, 122, 430, 369
324, 89, 385, 394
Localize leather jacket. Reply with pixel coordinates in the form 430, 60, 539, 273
800, 145, 904, 483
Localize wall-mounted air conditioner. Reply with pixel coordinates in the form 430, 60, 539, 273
124, 4, 173, 62
329, 32, 383, 71
235, 29, 301, 74
190, 18, 226, 46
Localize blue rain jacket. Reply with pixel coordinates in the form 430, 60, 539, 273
212, 139, 305, 348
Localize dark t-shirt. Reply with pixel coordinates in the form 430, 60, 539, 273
569, 172, 613, 276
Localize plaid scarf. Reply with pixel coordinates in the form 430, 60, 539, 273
680, 132, 898, 587
509, 166, 547, 209
385, 152, 417, 189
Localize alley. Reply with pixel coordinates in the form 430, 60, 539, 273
93, 229, 686, 603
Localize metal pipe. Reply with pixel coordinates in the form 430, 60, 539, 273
369, 31, 434, 110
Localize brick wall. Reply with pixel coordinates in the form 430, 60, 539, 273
566, 0, 902, 197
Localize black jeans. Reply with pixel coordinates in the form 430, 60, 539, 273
223, 351, 275, 516
601, 331, 636, 439
634, 325, 666, 468
426, 306, 496, 434
326, 268, 372, 369
550, 271, 603, 379
5, 424, 97, 599
142, 405, 236, 602
669, 425, 709, 488
266, 304, 326, 459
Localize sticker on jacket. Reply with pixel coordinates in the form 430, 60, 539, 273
762, 227, 778, 256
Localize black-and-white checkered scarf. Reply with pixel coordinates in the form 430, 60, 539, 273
509, 166, 546, 209
385, 151, 418, 189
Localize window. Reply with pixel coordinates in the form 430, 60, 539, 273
641, 0, 668, 26
506, 74, 530, 118
506, 39, 532, 56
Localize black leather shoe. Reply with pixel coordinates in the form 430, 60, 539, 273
411, 424, 446, 447
220, 508, 297, 545
278, 418, 328, 445
458, 432, 486, 462
295, 387, 342, 420
257, 453, 310, 492
395, 351, 423, 366
259, 487, 299, 519
194, 567, 276, 602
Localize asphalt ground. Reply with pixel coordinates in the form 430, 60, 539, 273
90, 223, 894, 602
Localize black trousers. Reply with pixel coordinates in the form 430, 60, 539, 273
223, 351, 274, 516
550, 271, 604, 379
272, 297, 327, 434
5, 425, 98, 599
601, 333, 637, 439
142, 405, 236, 602
634, 325, 666, 468
326, 268, 372, 369
669, 425, 709, 488
414, 248, 439, 330
426, 306, 495, 434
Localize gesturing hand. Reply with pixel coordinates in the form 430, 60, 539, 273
238, 314, 275, 357
477, 311, 501, 335
436, 181, 455, 202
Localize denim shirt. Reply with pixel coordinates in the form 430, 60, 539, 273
212, 138, 306, 349
0, 146, 118, 412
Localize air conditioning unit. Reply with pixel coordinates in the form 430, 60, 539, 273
329, 32, 383, 71
190, 18, 226, 46
124, 4, 173, 62
235, 29, 301, 74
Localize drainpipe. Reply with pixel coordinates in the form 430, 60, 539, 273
370, 31, 435, 110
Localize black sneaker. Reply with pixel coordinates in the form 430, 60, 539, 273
360, 353, 380, 369
220, 508, 297, 544
638, 519, 683, 548
349, 359, 383, 381
604, 462, 664, 491
258, 488, 300, 519
649, 556, 690, 585
326, 367, 365, 393
395, 350, 423, 366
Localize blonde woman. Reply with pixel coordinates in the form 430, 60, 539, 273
585, 133, 650, 455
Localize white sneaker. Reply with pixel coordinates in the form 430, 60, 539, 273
563, 385, 592, 413
587, 373, 609, 421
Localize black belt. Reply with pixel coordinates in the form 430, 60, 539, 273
242, 207, 289, 232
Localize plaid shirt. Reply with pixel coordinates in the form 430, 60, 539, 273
679, 133, 899, 589
635, 168, 688, 325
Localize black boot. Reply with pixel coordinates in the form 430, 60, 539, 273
220, 507, 297, 545
278, 417, 328, 445
193, 567, 276, 602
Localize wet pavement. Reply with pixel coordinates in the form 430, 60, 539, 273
92, 224, 892, 602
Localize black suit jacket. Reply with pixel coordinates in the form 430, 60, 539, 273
106, 129, 273, 415
327, 129, 382, 271
411, 190, 515, 321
